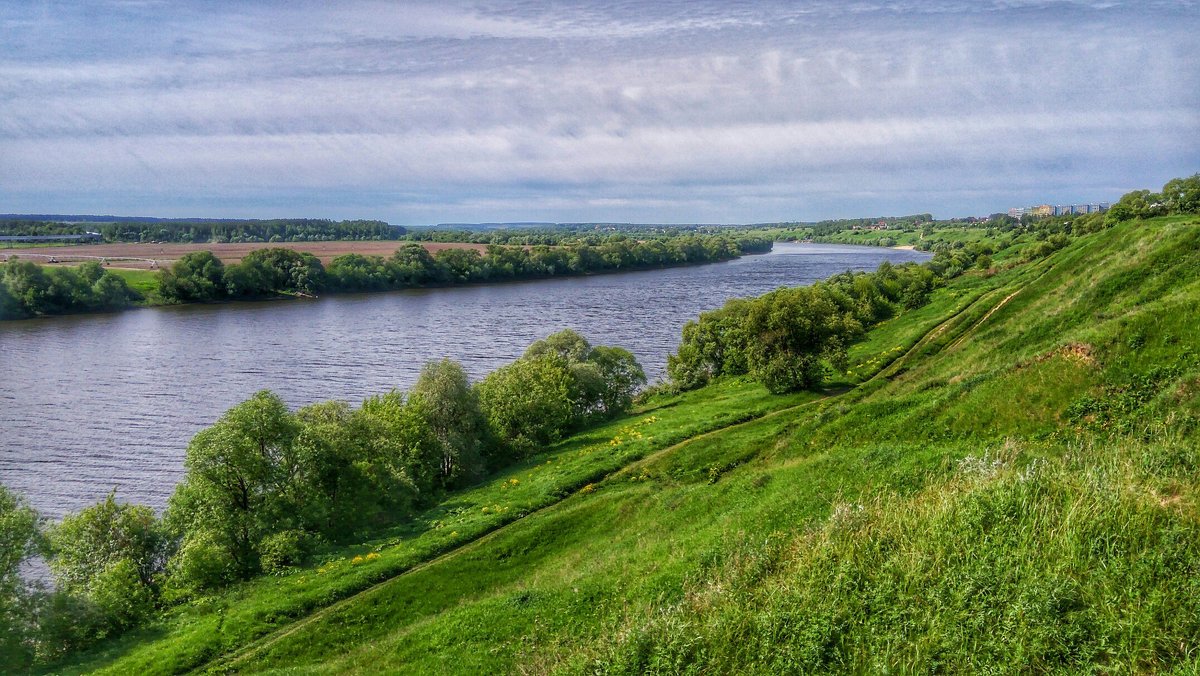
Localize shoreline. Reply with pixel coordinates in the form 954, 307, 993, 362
1, 249, 772, 322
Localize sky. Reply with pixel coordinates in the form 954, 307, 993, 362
0, 1, 1197, 224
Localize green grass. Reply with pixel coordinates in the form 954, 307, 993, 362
57, 379, 822, 675
56, 216, 1200, 675
106, 268, 161, 304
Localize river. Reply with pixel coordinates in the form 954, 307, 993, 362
0, 243, 928, 518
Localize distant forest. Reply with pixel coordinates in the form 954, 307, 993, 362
0, 218, 404, 243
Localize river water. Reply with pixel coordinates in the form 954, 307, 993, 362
0, 243, 927, 518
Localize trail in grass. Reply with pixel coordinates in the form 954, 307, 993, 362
206, 276, 1010, 673
209, 393, 835, 672
947, 289, 1022, 351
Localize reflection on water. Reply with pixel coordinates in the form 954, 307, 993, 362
0, 243, 927, 517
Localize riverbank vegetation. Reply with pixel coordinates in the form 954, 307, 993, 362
1, 218, 403, 244
1, 232, 770, 319
0, 329, 644, 670
3, 176, 1199, 673
0, 259, 140, 320
158, 234, 771, 303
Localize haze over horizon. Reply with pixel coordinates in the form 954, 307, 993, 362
1, 1, 1197, 224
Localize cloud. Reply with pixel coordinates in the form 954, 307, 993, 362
0, 1, 1196, 221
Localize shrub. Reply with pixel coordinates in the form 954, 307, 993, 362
259, 530, 314, 574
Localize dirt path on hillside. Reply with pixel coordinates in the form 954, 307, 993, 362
205, 292, 998, 673
947, 289, 1022, 351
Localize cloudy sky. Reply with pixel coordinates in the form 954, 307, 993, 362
1, 1, 1197, 223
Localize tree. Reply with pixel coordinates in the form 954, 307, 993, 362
1161, 174, 1200, 215
3, 259, 55, 315
0, 484, 42, 670
667, 299, 753, 390
47, 492, 167, 632
353, 392, 436, 508
588, 345, 646, 417
223, 249, 324, 297
435, 248, 485, 283
90, 272, 136, 309
476, 354, 575, 458
165, 391, 299, 582
409, 359, 490, 486
0, 277, 20, 319
744, 286, 861, 393
291, 400, 363, 535
158, 251, 226, 302
522, 329, 646, 421
388, 244, 439, 285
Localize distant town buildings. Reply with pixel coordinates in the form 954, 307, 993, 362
1008, 203, 1109, 219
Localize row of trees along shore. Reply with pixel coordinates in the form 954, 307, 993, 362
0, 218, 403, 243
159, 235, 772, 303
0, 233, 769, 319
664, 173, 1200, 395
0, 330, 644, 667
0, 259, 138, 320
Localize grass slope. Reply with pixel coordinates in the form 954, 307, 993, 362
62, 216, 1200, 674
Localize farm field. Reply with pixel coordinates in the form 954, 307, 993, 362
0, 241, 487, 269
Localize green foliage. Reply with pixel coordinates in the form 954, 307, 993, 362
165, 530, 234, 597
0, 258, 136, 319
327, 234, 770, 293
666, 298, 753, 389
165, 391, 300, 584
477, 330, 647, 458
0, 218, 403, 243
410, 359, 491, 486
352, 392, 435, 506
587, 345, 647, 416
745, 286, 862, 393
669, 258, 948, 393
477, 354, 577, 458
157, 251, 226, 303
1106, 173, 1200, 225
259, 530, 315, 575
0, 485, 42, 671
47, 492, 167, 634
225, 248, 324, 297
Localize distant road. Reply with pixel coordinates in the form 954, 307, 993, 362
0, 241, 487, 269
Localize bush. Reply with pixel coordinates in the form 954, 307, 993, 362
166, 531, 235, 596
259, 530, 314, 574
158, 251, 226, 302
90, 558, 156, 631
477, 354, 576, 458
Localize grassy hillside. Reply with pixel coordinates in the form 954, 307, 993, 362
61, 215, 1200, 674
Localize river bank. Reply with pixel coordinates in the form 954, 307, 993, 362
0, 242, 931, 518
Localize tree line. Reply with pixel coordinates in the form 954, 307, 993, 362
0, 260, 139, 320
0, 329, 643, 669
159, 235, 771, 303
406, 224, 763, 246
1105, 173, 1200, 223
663, 172, 1200, 396
667, 246, 987, 393
0, 219, 403, 244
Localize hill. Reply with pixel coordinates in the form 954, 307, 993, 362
50, 214, 1200, 673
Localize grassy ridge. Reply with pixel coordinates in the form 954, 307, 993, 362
60, 381, 827, 674
61, 216, 1200, 673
